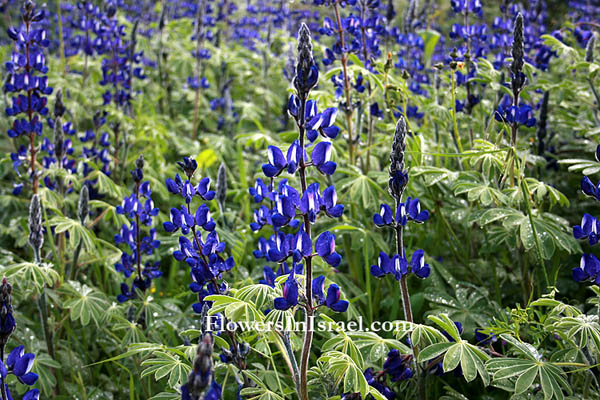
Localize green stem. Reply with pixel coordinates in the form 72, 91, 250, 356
451, 71, 463, 156
521, 179, 549, 291
38, 290, 55, 359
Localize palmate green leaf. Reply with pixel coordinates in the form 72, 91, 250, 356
61, 281, 110, 326
530, 298, 582, 319
319, 350, 370, 398
453, 181, 508, 206
86, 169, 124, 198
141, 351, 191, 389
486, 357, 571, 400
347, 331, 411, 362
236, 284, 277, 312
411, 166, 459, 187
558, 158, 600, 175
418, 342, 453, 362
499, 334, 540, 360
1, 262, 59, 292
204, 294, 265, 323
541, 34, 579, 62
428, 314, 462, 341
239, 387, 285, 400
418, 341, 490, 385
424, 285, 492, 329
336, 169, 386, 209
525, 178, 569, 208
554, 314, 600, 351
49, 215, 97, 252
395, 321, 447, 349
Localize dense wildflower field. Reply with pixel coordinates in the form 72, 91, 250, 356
2, 0, 600, 399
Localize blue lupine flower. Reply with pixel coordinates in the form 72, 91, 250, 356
573, 213, 600, 245
311, 141, 337, 175
262, 146, 287, 177
495, 103, 536, 127
250, 205, 271, 232
300, 183, 322, 223
370, 252, 395, 278
321, 186, 344, 218
260, 264, 303, 288
397, 197, 430, 225
114, 158, 161, 301
312, 276, 349, 312
6, 346, 38, 386
306, 106, 340, 142
315, 231, 342, 267
165, 160, 234, 314
249, 178, 270, 203
22, 389, 40, 400
286, 140, 304, 174
383, 349, 413, 381
373, 198, 429, 227
410, 249, 430, 278
581, 175, 600, 201
271, 193, 297, 227
373, 204, 394, 226
267, 231, 293, 263
572, 253, 600, 284
274, 268, 299, 310
364, 368, 396, 399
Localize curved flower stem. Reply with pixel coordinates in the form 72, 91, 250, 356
333, 0, 355, 166
297, 94, 314, 400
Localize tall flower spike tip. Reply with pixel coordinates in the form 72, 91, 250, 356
586, 35, 595, 63
511, 13, 524, 78
389, 116, 409, 200
28, 194, 44, 262
78, 185, 89, 224
294, 23, 318, 98
403, 0, 417, 35
187, 333, 214, 396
